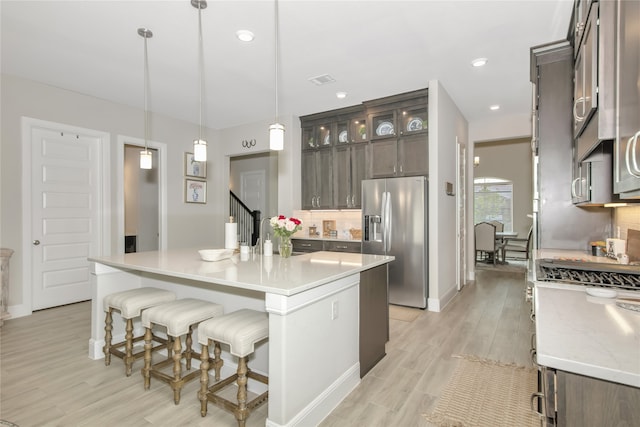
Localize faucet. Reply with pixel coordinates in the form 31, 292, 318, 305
254, 217, 270, 254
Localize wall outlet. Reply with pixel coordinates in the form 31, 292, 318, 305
331, 300, 339, 320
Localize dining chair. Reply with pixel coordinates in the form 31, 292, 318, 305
489, 220, 504, 232
475, 222, 506, 266
501, 226, 533, 261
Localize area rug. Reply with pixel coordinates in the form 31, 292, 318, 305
388, 304, 421, 322
423, 355, 539, 427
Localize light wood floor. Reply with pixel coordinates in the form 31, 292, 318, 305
0, 269, 532, 426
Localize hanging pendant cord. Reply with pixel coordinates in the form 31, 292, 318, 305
143, 33, 149, 151
198, 5, 204, 141
274, 0, 279, 122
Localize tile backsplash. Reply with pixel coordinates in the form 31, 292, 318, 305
289, 206, 640, 244
292, 210, 362, 240
613, 205, 640, 239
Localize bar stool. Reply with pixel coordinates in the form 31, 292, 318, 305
103, 287, 176, 376
198, 309, 269, 427
141, 298, 224, 404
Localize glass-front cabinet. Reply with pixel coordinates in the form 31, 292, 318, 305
336, 116, 367, 145
301, 106, 365, 209
301, 115, 334, 209
302, 122, 333, 150
370, 111, 396, 141
334, 107, 367, 208
351, 118, 368, 143
366, 89, 428, 178
301, 89, 428, 208
399, 106, 428, 137
572, 1, 598, 139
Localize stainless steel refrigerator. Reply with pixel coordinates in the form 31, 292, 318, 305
362, 176, 428, 308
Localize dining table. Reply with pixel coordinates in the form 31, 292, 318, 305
496, 231, 518, 240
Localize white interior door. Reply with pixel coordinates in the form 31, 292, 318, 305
31, 127, 101, 309
240, 170, 266, 216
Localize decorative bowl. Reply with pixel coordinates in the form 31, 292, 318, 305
198, 249, 234, 262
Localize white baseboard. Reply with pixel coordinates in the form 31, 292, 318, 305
265, 363, 360, 427
6, 303, 31, 319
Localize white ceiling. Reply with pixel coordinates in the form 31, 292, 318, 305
1, 0, 574, 131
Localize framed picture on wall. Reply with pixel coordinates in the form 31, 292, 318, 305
185, 152, 206, 178
185, 179, 207, 204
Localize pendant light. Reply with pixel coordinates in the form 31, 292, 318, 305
138, 28, 153, 169
269, 0, 284, 151
192, 0, 207, 162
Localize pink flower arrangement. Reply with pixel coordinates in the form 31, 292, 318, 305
270, 215, 303, 238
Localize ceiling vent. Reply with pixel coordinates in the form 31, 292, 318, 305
308, 74, 336, 86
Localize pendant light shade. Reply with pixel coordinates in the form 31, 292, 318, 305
269, 123, 284, 151
192, 0, 208, 162
269, 0, 284, 151
138, 27, 153, 169
193, 139, 207, 161
140, 150, 152, 169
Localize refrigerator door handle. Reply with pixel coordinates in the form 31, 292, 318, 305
386, 191, 392, 251
381, 191, 388, 251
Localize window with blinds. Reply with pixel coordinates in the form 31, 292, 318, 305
474, 177, 513, 231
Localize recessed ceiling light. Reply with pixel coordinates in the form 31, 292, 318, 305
471, 57, 488, 67
236, 30, 254, 42
336, 92, 347, 99
490, 105, 500, 111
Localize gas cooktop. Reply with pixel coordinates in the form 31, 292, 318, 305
536, 258, 640, 290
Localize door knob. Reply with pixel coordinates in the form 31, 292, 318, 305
33, 240, 41, 246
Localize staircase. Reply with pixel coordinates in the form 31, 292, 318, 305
229, 191, 261, 246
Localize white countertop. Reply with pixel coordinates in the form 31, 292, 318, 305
89, 249, 393, 297
535, 248, 622, 264
534, 281, 640, 387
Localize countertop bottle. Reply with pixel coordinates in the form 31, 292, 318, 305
263, 234, 273, 257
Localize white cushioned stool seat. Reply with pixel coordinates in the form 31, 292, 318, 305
198, 309, 268, 357
104, 287, 176, 319
142, 298, 224, 405
142, 298, 224, 336
102, 287, 176, 376
198, 309, 269, 426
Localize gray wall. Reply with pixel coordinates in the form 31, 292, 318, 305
428, 80, 469, 311
229, 152, 278, 220
0, 75, 213, 309
2, 72, 482, 316
474, 137, 533, 238
1, 74, 300, 314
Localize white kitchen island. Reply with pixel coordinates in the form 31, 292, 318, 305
88, 249, 394, 427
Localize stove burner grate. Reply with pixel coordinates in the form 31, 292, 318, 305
537, 264, 640, 290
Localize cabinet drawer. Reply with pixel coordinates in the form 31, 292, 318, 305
324, 241, 362, 253
292, 239, 323, 253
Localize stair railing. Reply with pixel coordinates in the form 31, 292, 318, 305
229, 191, 261, 246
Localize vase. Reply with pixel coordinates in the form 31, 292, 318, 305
279, 236, 292, 258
